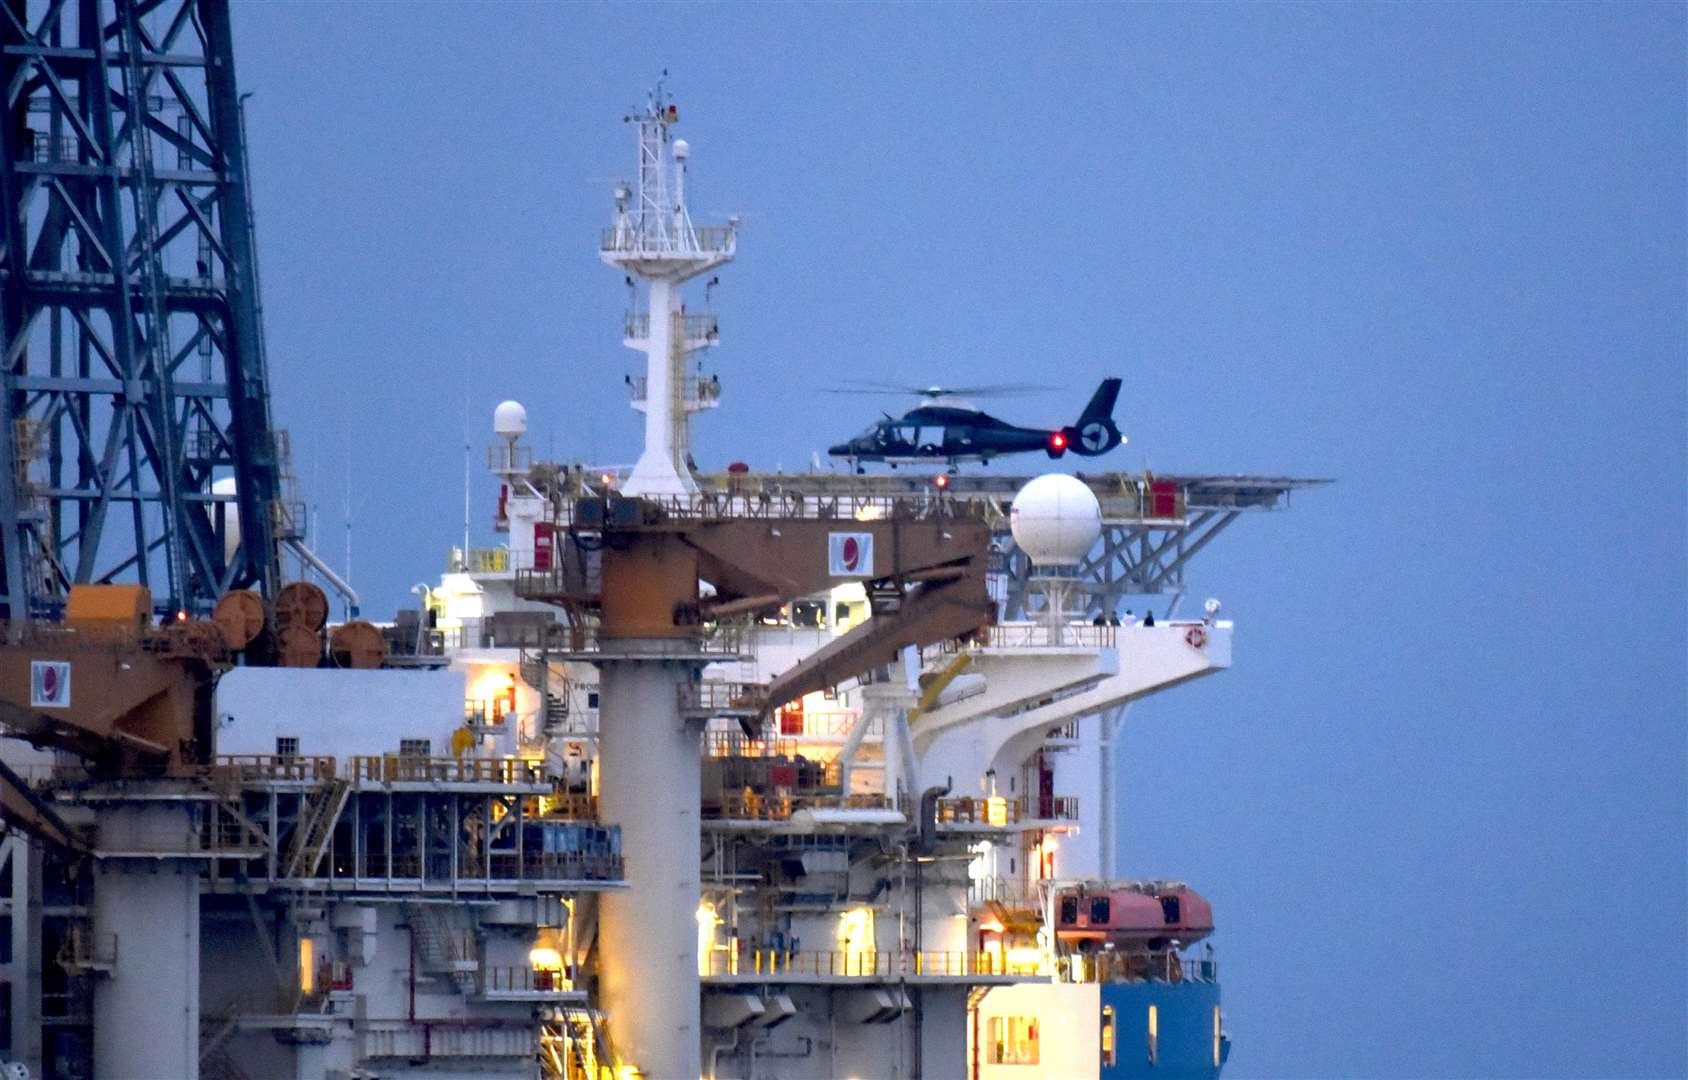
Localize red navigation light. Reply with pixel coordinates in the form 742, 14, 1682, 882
933, 474, 950, 490
1050, 432, 1068, 450
175, 610, 188, 622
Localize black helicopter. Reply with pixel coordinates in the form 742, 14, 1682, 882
827, 378, 1124, 471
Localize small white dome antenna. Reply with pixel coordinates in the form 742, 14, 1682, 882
672, 138, 690, 161
1010, 474, 1102, 638
493, 400, 528, 477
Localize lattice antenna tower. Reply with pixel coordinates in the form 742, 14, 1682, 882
600, 83, 735, 497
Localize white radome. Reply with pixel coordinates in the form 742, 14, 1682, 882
493, 400, 528, 438
212, 476, 240, 565
672, 138, 690, 160
1010, 473, 1102, 567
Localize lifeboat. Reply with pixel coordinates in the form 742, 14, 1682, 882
1053, 881, 1213, 949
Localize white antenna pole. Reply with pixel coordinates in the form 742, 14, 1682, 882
343, 442, 352, 620
463, 382, 472, 562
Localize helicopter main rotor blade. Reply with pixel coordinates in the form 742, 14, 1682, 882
822, 380, 1057, 399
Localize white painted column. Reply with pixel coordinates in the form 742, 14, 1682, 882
1051, 723, 1103, 880
93, 805, 200, 1080
1098, 704, 1130, 879
625, 279, 696, 496
596, 655, 701, 1080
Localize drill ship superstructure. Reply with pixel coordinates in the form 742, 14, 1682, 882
0, 23, 1320, 1080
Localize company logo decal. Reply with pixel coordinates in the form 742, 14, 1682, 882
828, 532, 874, 577
31, 660, 71, 708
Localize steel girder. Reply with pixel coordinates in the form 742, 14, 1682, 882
997, 510, 1242, 620
0, 0, 281, 621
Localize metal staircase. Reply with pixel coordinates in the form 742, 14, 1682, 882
284, 778, 349, 879
519, 648, 571, 734
404, 902, 478, 996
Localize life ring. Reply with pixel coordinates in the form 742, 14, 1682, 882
1184, 625, 1208, 649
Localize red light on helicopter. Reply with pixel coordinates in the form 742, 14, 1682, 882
1050, 432, 1068, 450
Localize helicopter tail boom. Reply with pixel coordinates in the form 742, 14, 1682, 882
1064, 377, 1123, 456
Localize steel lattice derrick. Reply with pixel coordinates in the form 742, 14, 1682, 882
0, 0, 281, 622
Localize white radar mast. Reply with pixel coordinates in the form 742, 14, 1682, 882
600, 83, 736, 496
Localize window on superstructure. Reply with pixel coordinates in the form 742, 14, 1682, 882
399, 738, 431, 758
587, 691, 600, 710
276, 736, 299, 760
1090, 896, 1111, 925
1147, 1004, 1159, 1066
792, 600, 824, 628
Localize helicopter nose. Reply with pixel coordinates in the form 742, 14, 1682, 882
828, 443, 850, 456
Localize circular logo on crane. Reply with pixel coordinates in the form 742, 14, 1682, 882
829, 532, 874, 577
30, 660, 70, 708
1079, 422, 1111, 453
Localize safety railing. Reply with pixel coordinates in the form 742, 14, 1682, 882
508, 850, 623, 883
1058, 949, 1218, 985
492, 614, 747, 658
775, 709, 878, 739
939, 623, 1117, 651
600, 223, 736, 256
704, 948, 1012, 979
212, 754, 337, 783
937, 795, 1019, 825
463, 700, 508, 728
968, 876, 1046, 909
707, 791, 890, 821
934, 795, 1079, 826
449, 546, 511, 573
562, 489, 986, 526
623, 312, 721, 342
628, 373, 721, 405
479, 965, 579, 995
349, 755, 547, 786
1044, 796, 1080, 820
702, 733, 797, 759
684, 681, 767, 715
534, 793, 600, 820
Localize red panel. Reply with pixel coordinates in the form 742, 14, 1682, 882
1150, 481, 1178, 518
533, 522, 555, 571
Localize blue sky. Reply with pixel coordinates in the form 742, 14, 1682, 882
233, 4, 1686, 1077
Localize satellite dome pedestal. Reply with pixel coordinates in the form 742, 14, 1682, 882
1009, 474, 1102, 640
